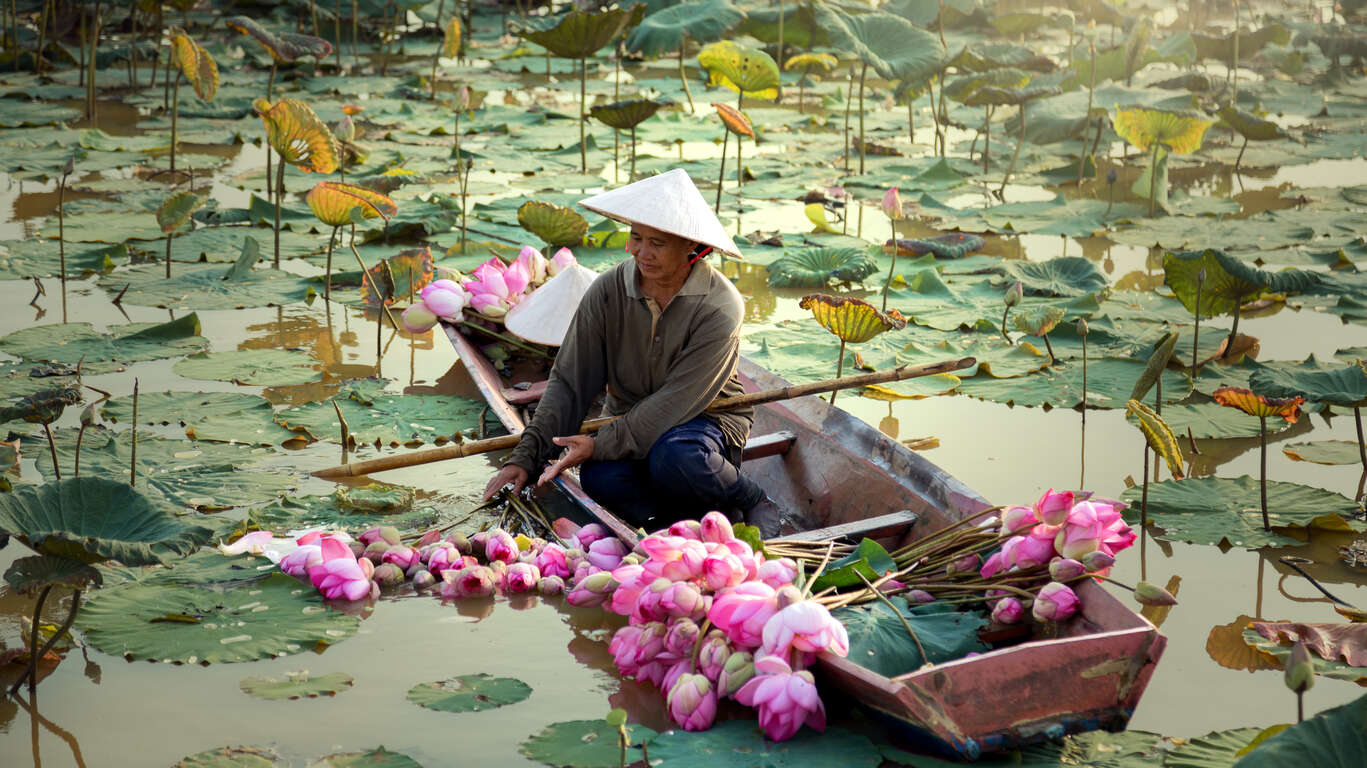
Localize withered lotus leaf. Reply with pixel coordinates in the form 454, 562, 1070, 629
170, 29, 218, 101
306, 182, 398, 228
1212, 386, 1304, 423
798, 294, 907, 343
714, 102, 754, 138
254, 98, 341, 174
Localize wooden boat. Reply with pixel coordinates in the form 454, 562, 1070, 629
442, 322, 1167, 761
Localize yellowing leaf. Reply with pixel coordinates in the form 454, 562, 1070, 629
805, 203, 839, 234
1212, 386, 1304, 423
1126, 399, 1186, 480
1113, 105, 1214, 154
784, 52, 838, 75
305, 182, 398, 228
254, 99, 340, 174
443, 17, 462, 58
714, 102, 754, 138
798, 294, 907, 343
170, 30, 218, 102
697, 40, 780, 100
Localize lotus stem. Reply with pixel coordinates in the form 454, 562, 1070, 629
1259, 414, 1270, 531
831, 339, 846, 404
1192, 271, 1203, 373
715, 131, 728, 214
1081, 330, 1088, 487
1147, 143, 1159, 217
882, 222, 896, 311
130, 377, 138, 486
170, 73, 180, 174
1356, 406, 1366, 478
983, 105, 991, 174
349, 222, 399, 332
1226, 300, 1241, 357
630, 125, 637, 180
352, 0, 359, 67
1140, 439, 1149, 529
906, 96, 912, 143
857, 62, 868, 175
999, 100, 1027, 197
164, 231, 172, 279
1079, 41, 1096, 185
842, 65, 854, 174
856, 570, 928, 663
1235, 136, 1248, 173
335, 0, 342, 72
274, 158, 285, 269
1000, 306, 1011, 341
265, 146, 273, 201
460, 158, 470, 254
34, 0, 48, 75
324, 225, 339, 300
12, 585, 51, 696
41, 422, 60, 480
1043, 334, 1056, 365
776, 0, 785, 73
58, 169, 67, 323
579, 56, 587, 173
1232, 0, 1240, 104
678, 40, 694, 114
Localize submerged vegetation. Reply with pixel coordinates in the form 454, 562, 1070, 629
0, 0, 1366, 765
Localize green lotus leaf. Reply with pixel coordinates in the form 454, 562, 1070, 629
1218, 104, 1289, 142
407, 674, 533, 713
1283, 441, 1365, 466
1118, 476, 1363, 549
173, 349, 323, 387
170, 30, 219, 102
895, 334, 1047, 379
1161, 727, 1261, 768
736, 3, 828, 48
1234, 693, 1366, 767
517, 6, 644, 60
588, 98, 667, 131
4, 554, 103, 596
888, 265, 1100, 332
240, 671, 354, 700
814, 7, 946, 85
991, 11, 1055, 37
95, 262, 312, 310
1249, 358, 1367, 408
517, 200, 588, 247
893, 729, 1167, 767
832, 598, 988, 677
696, 40, 780, 99
953, 43, 1055, 73
102, 391, 306, 447
1153, 403, 1295, 440
78, 573, 360, 664
156, 191, 204, 235
649, 721, 881, 768
359, 247, 435, 308
0, 315, 206, 375
957, 356, 1192, 409
895, 233, 984, 259
126, 549, 277, 586
766, 247, 880, 288
1113, 105, 1214, 154
310, 747, 423, 767
964, 83, 1060, 107
0, 240, 126, 280
173, 746, 279, 767
624, 0, 744, 58
1012, 305, 1067, 337
248, 495, 440, 536
744, 320, 906, 384
1193, 23, 1291, 66
945, 67, 1031, 103
1130, 331, 1179, 403
996, 256, 1108, 298
1162, 249, 1323, 321
0, 477, 212, 564
520, 720, 658, 768
274, 379, 486, 447
1241, 626, 1367, 684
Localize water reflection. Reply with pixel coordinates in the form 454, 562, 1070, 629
13, 690, 89, 768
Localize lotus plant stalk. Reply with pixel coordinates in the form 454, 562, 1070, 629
1079, 317, 1088, 487
130, 0, 139, 90
460, 157, 471, 254
170, 71, 181, 174
1357, 406, 1366, 482
678, 40, 695, 113
830, 340, 847, 404
1231, 0, 1240, 104
842, 64, 854, 173
130, 377, 138, 486
857, 62, 868, 175
58, 156, 72, 323
1192, 267, 1205, 373
274, 158, 285, 269
13, 584, 50, 695
1000, 281, 1022, 341
982, 106, 992, 174
1146, 142, 1160, 216
34, 0, 50, 75
335, 0, 342, 72
352, 0, 359, 67
430, 0, 446, 99
1258, 414, 1269, 530
735, 94, 744, 190
349, 221, 399, 332
999, 100, 1028, 197
1079, 38, 1097, 185
324, 225, 340, 300
715, 130, 729, 214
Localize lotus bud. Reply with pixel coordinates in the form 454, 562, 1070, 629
587, 536, 628, 571
406, 561, 427, 580
1080, 550, 1115, 572
469, 531, 489, 551
1284, 640, 1315, 694
881, 186, 904, 221
335, 114, 356, 143
565, 570, 615, 607
62, 155, 75, 176
379, 526, 402, 546
358, 527, 385, 546
572, 522, 608, 550
552, 517, 580, 540
1076, 317, 1088, 337
356, 557, 375, 580
455, 84, 471, 112
661, 582, 707, 621
485, 529, 518, 564
697, 630, 732, 682
488, 560, 508, 576
947, 553, 982, 577
664, 618, 701, 657
547, 247, 577, 277
1034, 489, 1074, 527
381, 544, 418, 571
538, 575, 566, 596
348, 541, 365, 558
717, 651, 755, 697
774, 584, 803, 611
363, 541, 390, 563
906, 589, 937, 604
1049, 557, 1086, 582
755, 557, 798, 589
1031, 582, 1080, 622
992, 597, 1025, 625
372, 562, 405, 586
411, 570, 436, 590
667, 673, 718, 732
1106, 167, 1118, 185
446, 531, 470, 554
670, 518, 704, 540
80, 402, 99, 427
505, 562, 541, 593
620, 552, 642, 567
1004, 281, 1023, 308
440, 565, 495, 599
999, 505, 1038, 536
1133, 580, 1178, 607
514, 533, 535, 552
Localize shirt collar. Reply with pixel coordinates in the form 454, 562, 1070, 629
623, 258, 711, 299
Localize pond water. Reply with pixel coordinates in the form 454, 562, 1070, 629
2, 4, 1366, 766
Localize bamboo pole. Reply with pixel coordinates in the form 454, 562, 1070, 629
313, 357, 976, 478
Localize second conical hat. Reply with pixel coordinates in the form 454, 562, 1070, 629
504, 263, 599, 347
579, 169, 742, 259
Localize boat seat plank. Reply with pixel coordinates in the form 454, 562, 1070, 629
741, 430, 797, 462
772, 510, 919, 542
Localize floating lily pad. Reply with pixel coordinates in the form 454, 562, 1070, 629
1119, 476, 1363, 549
241, 671, 354, 700
310, 747, 423, 767
1283, 441, 1365, 465
0, 240, 126, 279
889, 266, 1099, 332
957, 357, 1192, 409
0, 477, 212, 564
996, 257, 1109, 298
1242, 626, 1367, 684
895, 334, 1047, 379
102, 391, 307, 447
78, 573, 359, 664
1235, 693, 1367, 767
130, 550, 278, 586
0, 314, 207, 374
832, 599, 989, 677
275, 379, 485, 447
248, 494, 441, 535
766, 247, 880, 288
1147, 402, 1293, 440
884, 729, 1165, 767
406, 674, 532, 713
4, 554, 103, 596
1162, 727, 1261, 768
96, 262, 312, 310
649, 721, 881, 768
1249, 358, 1367, 408
172, 746, 279, 767
173, 349, 323, 387
520, 720, 658, 768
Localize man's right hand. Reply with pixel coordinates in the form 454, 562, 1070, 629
483, 464, 529, 501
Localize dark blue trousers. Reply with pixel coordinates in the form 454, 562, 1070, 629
580, 416, 763, 529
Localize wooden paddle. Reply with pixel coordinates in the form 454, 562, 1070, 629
312, 356, 975, 479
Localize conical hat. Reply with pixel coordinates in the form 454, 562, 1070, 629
504, 263, 599, 347
579, 168, 742, 259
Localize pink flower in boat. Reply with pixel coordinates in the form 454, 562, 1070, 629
999, 505, 1039, 536
991, 597, 1024, 625
547, 247, 577, 277
660, 658, 691, 694
1055, 522, 1103, 562
668, 519, 702, 540
587, 537, 629, 571
697, 630, 732, 683
401, 302, 439, 332
736, 655, 826, 742
756, 557, 798, 589
1049, 557, 1086, 581
415, 529, 442, 548
661, 540, 708, 582
1003, 532, 1055, 571
700, 511, 736, 544
440, 565, 496, 599
633, 622, 669, 665
502, 259, 531, 297
609, 625, 645, 675
717, 650, 754, 697
664, 618, 701, 657
661, 581, 708, 621
565, 570, 614, 607
607, 563, 647, 616
381, 544, 418, 571
280, 544, 322, 577
219, 530, 274, 556
1081, 550, 1115, 572
906, 589, 936, 604
760, 600, 850, 658
668, 673, 718, 732
708, 581, 779, 649
980, 550, 1006, 579
552, 517, 580, 541
420, 279, 468, 319
505, 562, 541, 593
1097, 508, 1137, 557
703, 552, 747, 591
633, 578, 673, 623
535, 542, 571, 579
946, 553, 982, 576
485, 529, 518, 564
1032, 582, 1080, 622
640, 534, 690, 562
1035, 488, 1075, 526
516, 245, 548, 284
571, 523, 609, 550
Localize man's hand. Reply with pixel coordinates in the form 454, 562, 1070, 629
483, 463, 529, 501
537, 435, 595, 486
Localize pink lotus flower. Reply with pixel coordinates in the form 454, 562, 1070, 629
992, 597, 1025, 624
502, 259, 531, 296
661, 581, 709, 621
1049, 557, 1086, 581
697, 630, 732, 683
280, 544, 322, 577
980, 550, 1006, 579
515, 245, 548, 284
415, 530, 442, 548
946, 553, 982, 576
760, 600, 850, 658
381, 544, 418, 571
633, 578, 673, 624
668, 673, 718, 731
736, 655, 826, 742
485, 529, 518, 564
419, 279, 468, 319
664, 618, 701, 657
668, 519, 702, 540
632, 622, 669, 666
440, 565, 496, 599
401, 302, 439, 332
505, 562, 541, 593
426, 545, 462, 576
717, 650, 754, 697
1097, 509, 1137, 556
607, 563, 647, 616
307, 539, 376, 601
609, 625, 645, 675
703, 552, 747, 591
881, 186, 904, 221
570, 523, 608, 550
708, 582, 779, 649
538, 575, 566, 596
660, 658, 691, 696
219, 530, 274, 556
552, 517, 580, 541
1055, 520, 1102, 561
1035, 489, 1075, 526
906, 589, 937, 604
547, 247, 576, 277
1003, 531, 1056, 571
587, 537, 628, 571
535, 542, 571, 579
699, 511, 736, 544
1081, 550, 1115, 572
565, 570, 615, 607
1000, 505, 1039, 536
756, 558, 798, 589
640, 534, 690, 562
1032, 582, 1080, 622
372, 562, 404, 586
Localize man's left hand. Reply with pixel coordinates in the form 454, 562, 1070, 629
537, 435, 595, 486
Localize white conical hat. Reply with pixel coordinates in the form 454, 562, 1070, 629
505, 263, 600, 347
579, 168, 742, 259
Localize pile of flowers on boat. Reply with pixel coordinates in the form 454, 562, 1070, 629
400, 245, 577, 331
218, 489, 1161, 741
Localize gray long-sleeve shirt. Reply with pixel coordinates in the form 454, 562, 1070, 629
505, 258, 753, 472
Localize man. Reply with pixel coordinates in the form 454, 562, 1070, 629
482, 169, 779, 534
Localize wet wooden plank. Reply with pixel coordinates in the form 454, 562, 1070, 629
772, 510, 919, 542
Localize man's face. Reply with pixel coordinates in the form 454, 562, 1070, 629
628, 223, 694, 282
